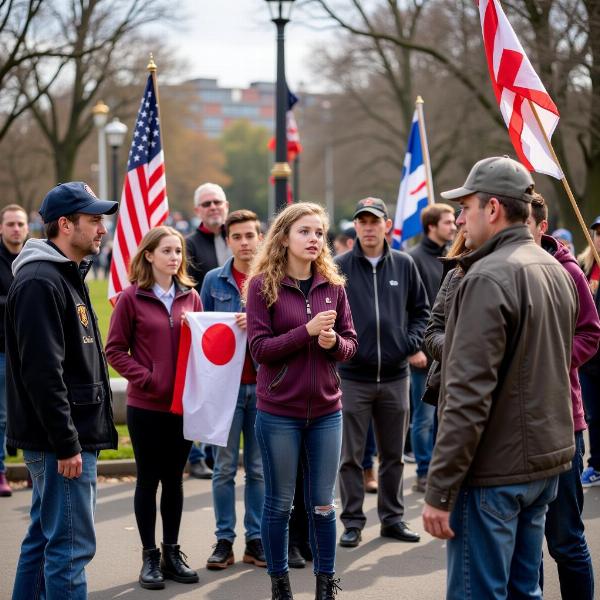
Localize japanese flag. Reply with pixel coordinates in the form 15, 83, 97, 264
171, 312, 247, 446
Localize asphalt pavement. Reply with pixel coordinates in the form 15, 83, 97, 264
1, 461, 599, 599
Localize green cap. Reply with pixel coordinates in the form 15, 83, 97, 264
441, 156, 534, 203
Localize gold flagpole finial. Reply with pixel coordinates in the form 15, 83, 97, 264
147, 53, 157, 73
416, 95, 424, 105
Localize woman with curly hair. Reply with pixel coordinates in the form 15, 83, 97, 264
245, 203, 357, 600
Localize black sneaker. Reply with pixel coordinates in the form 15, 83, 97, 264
206, 539, 234, 570
243, 538, 267, 568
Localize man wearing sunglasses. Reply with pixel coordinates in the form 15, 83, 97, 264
185, 182, 232, 480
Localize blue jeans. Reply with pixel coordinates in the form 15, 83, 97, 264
0, 353, 6, 473
447, 476, 559, 600
543, 430, 594, 599
12, 451, 97, 600
410, 369, 434, 478
189, 441, 206, 463
580, 371, 600, 470
361, 421, 377, 470
212, 384, 264, 542
255, 409, 342, 576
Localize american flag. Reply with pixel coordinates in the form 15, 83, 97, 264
478, 0, 562, 179
108, 73, 168, 301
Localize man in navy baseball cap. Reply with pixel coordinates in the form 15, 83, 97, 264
39, 182, 118, 223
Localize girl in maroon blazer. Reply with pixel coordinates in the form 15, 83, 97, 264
245, 203, 357, 600
106, 226, 201, 591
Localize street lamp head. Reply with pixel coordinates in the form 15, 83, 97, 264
105, 117, 128, 148
266, 0, 295, 21
92, 100, 109, 128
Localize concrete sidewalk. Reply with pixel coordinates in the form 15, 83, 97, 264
1, 462, 599, 599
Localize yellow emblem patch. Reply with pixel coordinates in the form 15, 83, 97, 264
76, 304, 89, 328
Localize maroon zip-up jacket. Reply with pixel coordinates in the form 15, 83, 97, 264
106, 282, 202, 412
246, 272, 357, 419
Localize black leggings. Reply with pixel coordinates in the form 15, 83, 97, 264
127, 405, 192, 549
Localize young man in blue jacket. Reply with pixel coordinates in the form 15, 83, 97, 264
336, 197, 430, 548
200, 209, 266, 571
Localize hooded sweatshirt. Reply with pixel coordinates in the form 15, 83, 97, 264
6, 238, 117, 458
542, 234, 600, 432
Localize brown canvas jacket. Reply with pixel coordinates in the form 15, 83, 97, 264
425, 225, 578, 511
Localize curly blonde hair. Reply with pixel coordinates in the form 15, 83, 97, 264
245, 203, 345, 306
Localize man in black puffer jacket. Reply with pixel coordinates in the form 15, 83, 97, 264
7, 182, 119, 600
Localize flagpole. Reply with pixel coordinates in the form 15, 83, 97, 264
147, 53, 160, 106
527, 99, 600, 268
415, 96, 434, 205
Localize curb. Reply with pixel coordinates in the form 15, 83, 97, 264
6, 459, 138, 481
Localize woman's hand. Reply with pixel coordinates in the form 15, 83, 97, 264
318, 328, 337, 349
306, 310, 336, 336
235, 312, 247, 330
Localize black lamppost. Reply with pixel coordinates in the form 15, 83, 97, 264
104, 117, 128, 203
266, 0, 295, 214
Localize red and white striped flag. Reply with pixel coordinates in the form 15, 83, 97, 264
477, 0, 562, 179
108, 73, 168, 301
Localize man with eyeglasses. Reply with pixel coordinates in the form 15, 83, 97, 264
186, 183, 232, 292
185, 182, 232, 480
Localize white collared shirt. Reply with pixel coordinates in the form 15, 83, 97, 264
152, 282, 176, 314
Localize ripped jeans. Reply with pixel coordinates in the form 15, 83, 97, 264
255, 409, 342, 576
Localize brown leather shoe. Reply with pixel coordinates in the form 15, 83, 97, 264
363, 467, 377, 494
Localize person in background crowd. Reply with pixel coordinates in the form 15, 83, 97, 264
200, 210, 266, 571
336, 197, 429, 549
335, 226, 380, 495
552, 227, 576, 255
186, 182, 232, 480
423, 156, 578, 600
578, 215, 600, 488
0, 204, 29, 497
106, 226, 201, 591
407, 203, 456, 493
528, 194, 599, 599
246, 202, 357, 600
333, 227, 356, 256
7, 183, 119, 600
334, 225, 378, 495
422, 230, 469, 410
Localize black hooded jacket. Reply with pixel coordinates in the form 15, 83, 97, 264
6, 238, 118, 458
335, 239, 430, 382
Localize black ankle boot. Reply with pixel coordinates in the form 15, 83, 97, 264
139, 547, 165, 590
270, 572, 294, 599
160, 543, 199, 583
315, 573, 342, 599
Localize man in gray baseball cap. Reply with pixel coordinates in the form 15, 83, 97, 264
422, 156, 578, 598
440, 155, 534, 249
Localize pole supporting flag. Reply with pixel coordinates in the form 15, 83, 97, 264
108, 54, 169, 303
392, 97, 434, 249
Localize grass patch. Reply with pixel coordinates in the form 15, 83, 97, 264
5, 425, 134, 462
87, 279, 118, 378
